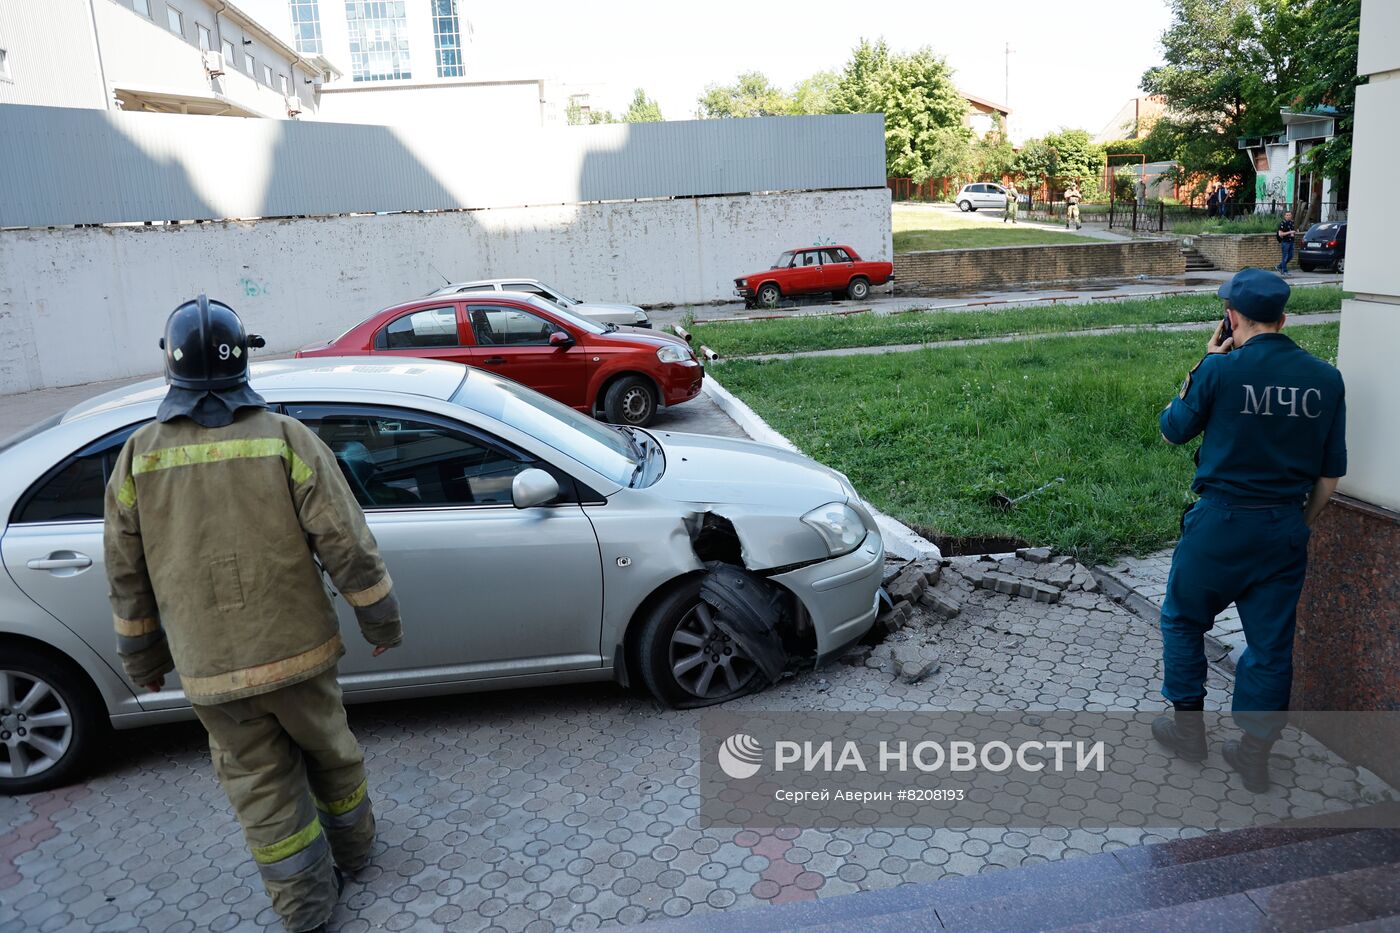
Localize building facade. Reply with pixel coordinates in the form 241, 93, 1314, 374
286, 0, 465, 86
0, 0, 338, 118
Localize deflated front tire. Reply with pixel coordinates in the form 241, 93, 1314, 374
635, 576, 765, 708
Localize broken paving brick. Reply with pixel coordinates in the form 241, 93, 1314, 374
921, 590, 962, 618
918, 560, 943, 587
1016, 546, 1053, 563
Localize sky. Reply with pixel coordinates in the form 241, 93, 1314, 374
243, 0, 1176, 142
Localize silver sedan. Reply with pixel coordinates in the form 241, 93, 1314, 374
0, 359, 884, 793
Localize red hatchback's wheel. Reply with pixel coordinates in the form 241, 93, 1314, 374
756, 283, 781, 309
603, 376, 657, 427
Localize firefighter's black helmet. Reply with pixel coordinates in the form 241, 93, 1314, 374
159, 295, 265, 391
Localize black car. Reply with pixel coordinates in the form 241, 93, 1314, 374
1298, 221, 1346, 273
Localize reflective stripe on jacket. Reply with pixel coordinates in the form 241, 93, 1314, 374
104, 408, 402, 703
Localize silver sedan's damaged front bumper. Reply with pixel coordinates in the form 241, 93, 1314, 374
771, 530, 885, 664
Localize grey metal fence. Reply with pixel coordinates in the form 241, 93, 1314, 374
0, 106, 887, 227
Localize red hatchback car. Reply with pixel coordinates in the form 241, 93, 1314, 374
297, 293, 703, 427
735, 245, 894, 308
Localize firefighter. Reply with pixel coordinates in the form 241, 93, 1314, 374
104, 296, 403, 932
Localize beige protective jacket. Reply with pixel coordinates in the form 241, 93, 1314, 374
104, 408, 402, 704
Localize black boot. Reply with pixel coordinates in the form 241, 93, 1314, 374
1152, 702, 1207, 762
1223, 733, 1274, 792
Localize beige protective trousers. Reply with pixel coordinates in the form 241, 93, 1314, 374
193, 667, 375, 932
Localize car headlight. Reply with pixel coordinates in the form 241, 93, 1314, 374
801, 502, 866, 556
633, 310, 648, 323
657, 345, 693, 363
737, 278, 748, 286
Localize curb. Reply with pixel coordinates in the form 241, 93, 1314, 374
700, 377, 941, 562
1091, 564, 1239, 673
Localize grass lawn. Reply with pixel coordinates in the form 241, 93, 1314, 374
1171, 215, 1282, 236
893, 204, 1092, 252
694, 286, 1343, 358
715, 324, 1341, 563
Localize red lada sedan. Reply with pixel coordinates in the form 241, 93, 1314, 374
297, 293, 702, 427
735, 245, 894, 308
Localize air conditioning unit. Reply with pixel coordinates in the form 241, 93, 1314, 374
285, 95, 303, 116
203, 50, 226, 77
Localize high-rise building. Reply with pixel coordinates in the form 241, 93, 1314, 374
286, 1, 468, 85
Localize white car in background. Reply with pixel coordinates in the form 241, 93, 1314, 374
431, 278, 652, 328
955, 183, 1010, 212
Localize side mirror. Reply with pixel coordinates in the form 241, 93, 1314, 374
512, 468, 560, 509
549, 331, 575, 348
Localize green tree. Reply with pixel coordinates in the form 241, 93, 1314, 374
1014, 137, 1055, 195
566, 99, 615, 125
1276, 0, 1362, 182
1140, 0, 1265, 189
788, 70, 839, 115
622, 88, 664, 123
829, 39, 972, 183
697, 72, 792, 118
971, 114, 1016, 180
1041, 128, 1106, 199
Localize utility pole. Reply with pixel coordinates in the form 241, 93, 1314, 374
1004, 42, 1013, 137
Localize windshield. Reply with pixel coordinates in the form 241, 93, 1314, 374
773, 251, 795, 269
452, 372, 637, 485
518, 294, 607, 335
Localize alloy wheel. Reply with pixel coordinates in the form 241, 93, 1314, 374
0, 669, 74, 781
668, 602, 757, 700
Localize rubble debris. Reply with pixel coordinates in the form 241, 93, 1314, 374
920, 589, 962, 619
1016, 546, 1053, 564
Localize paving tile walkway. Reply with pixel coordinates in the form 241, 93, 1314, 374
1098, 549, 1246, 667
3, 552, 1390, 932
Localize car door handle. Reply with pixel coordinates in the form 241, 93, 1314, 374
482, 356, 507, 364
28, 554, 92, 571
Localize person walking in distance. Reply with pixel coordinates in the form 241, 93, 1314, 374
1064, 181, 1083, 229
105, 296, 404, 932
1003, 180, 1020, 224
1277, 211, 1297, 275
1151, 269, 1345, 792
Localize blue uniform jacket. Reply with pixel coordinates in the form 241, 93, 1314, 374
1160, 333, 1346, 504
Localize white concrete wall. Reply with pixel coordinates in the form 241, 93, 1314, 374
317, 81, 542, 128
0, 187, 890, 394
1336, 0, 1400, 512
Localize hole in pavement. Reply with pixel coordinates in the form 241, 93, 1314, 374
912, 525, 1030, 557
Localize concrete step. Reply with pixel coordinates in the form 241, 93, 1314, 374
1180, 246, 1216, 271
648, 823, 1400, 933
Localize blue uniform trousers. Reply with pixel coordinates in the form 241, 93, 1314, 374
1159, 497, 1311, 741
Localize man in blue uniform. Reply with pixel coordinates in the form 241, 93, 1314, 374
1151, 268, 1346, 792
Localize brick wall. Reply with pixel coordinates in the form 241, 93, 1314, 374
1190, 234, 1282, 272
893, 240, 1185, 293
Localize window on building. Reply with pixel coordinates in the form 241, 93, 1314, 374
197, 24, 211, 50
166, 6, 183, 36
345, 0, 412, 82
262, 63, 273, 86
279, 74, 289, 94
244, 53, 255, 76
134, 0, 151, 16
431, 0, 464, 78
287, 0, 323, 55
0, 48, 10, 83
221, 38, 236, 66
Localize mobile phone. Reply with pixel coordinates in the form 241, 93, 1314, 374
1220, 309, 1233, 344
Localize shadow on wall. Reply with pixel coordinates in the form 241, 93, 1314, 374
0, 107, 480, 393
